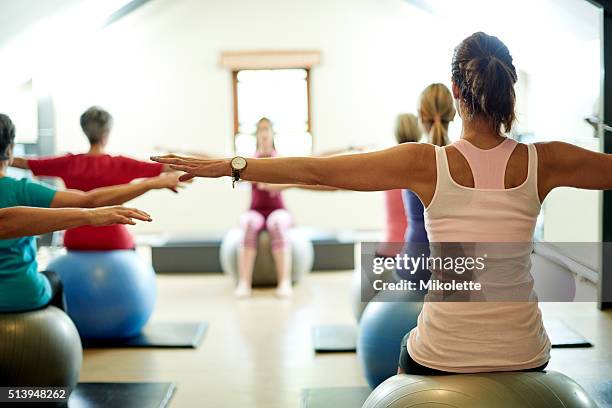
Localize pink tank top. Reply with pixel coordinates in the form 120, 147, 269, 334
407, 138, 551, 373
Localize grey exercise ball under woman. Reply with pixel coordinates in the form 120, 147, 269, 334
362, 371, 598, 408
0, 306, 82, 392
220, 228, 314, 286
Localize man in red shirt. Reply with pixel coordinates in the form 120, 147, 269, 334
12, 106, 174, 250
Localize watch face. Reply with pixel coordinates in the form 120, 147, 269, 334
232, 156, 247, 170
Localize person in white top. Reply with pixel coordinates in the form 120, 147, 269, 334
153, 32, 612, 374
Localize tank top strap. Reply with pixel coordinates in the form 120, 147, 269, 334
525, 143, 538, 188
453, 138, 518, 189
433, 145, 455, 189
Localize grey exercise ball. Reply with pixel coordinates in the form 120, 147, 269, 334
220, 227, 314, 286
0, 306, 82, 393
362, 371, 598, 408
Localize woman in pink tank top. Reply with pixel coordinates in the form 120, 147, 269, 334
154, 32, 612, 374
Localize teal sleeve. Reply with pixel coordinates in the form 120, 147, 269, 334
21, 179, 57, 208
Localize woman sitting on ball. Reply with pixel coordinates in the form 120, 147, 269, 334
10, 106, 178, 251
153, 32, 612, 374
234, 117, 295, 298
0, 113, 176, 313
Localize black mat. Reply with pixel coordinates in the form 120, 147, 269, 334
301, 387, 370, 408
69, 382, 175, 408
312, 324, 357, 353
545, 319, 593, 348
311, 319, 592, 353
84, 321, 208, 349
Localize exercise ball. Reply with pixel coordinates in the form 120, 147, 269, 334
220, 227, 314, 287
351, 266, 398, 322
351, 268, 368, 321
358, 295, 423, 389
362, 371, 598, 408
0, 306, 82, 396
48, 250, 156, 339
531, 253, 577, 301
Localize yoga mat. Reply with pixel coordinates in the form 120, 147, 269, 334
84, 321, 208, 349
312, 319, 592, 353
69, 382, 176, 408
301, 387, 370, 408
312, 324, 357, 353
545, 319, 593, 348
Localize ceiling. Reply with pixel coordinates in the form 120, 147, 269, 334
0, 0, 87, 48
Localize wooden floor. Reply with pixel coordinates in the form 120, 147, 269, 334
79, 271, 612, 408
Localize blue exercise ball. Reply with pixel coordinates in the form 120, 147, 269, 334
357, 295, 423, 389
48, 250, 156, 339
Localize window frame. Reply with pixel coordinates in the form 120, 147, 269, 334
230, 67, 313, 152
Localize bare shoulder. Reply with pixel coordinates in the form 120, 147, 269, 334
394, 142, 436, 165
534, 141, 585, 169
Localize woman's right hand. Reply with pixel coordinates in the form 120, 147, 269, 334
86, 206, 152, 226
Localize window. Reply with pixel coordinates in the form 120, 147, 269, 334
232, 68, 312, 156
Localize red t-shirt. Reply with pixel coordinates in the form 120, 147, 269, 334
28, 154, 163, 250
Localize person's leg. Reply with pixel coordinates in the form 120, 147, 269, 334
266, 209, 293, 297
40, 270, 67, 312
236, 211, 265, 298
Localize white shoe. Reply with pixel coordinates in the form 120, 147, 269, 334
234, 283, 252, 298
275, 282, 293, 298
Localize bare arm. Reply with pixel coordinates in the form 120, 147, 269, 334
0, 206, 151, 239
50, 173, 181, 208
151, 143, 435, 193
10, 157, 29, 170
257, 183, 338, 192
314, 144, 374, 157
536, 141, 612, 201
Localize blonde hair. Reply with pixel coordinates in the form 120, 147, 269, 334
395, 113, 421, 144
418, 83, 456, 147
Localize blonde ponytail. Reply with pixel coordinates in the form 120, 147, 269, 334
418, 83, 455, 147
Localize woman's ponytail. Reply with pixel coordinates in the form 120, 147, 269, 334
418, 84, 455, 147
452, 32, 517, 133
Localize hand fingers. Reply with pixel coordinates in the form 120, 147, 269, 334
122, 207, 151, 219
123, 209, 152, 221
169, 164, 198, 172
179, 173, 196, 182
117, 215, 136, 225
151, 156, 191, 165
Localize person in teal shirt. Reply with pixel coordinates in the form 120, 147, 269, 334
0, 113, 183, 312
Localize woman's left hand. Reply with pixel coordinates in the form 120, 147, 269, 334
150, 155, 229, 182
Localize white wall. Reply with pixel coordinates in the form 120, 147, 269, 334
38, 0, 451, 235
0, 0, 603, 241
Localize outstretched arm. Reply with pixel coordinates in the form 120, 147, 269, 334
151, 143, 435, 192
257, 183, 338, 192
536, 142, 612, 201
0, 206, 151, 239
50, 173, 182, 208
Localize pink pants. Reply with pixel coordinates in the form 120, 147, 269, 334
240, 209, 293, 250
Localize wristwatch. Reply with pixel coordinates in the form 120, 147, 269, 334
230, 156, 247, 188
